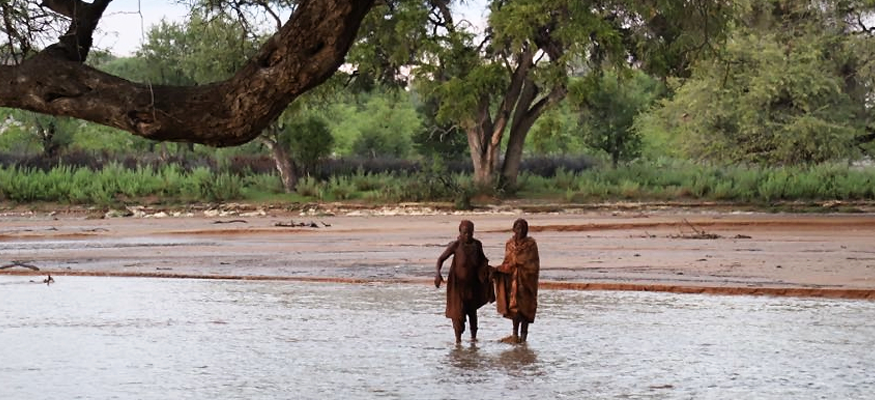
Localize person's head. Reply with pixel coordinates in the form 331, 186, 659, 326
512, 218, 528, 240
458, 220, 474, 243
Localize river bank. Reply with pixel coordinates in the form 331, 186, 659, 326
2, 202, 874, 299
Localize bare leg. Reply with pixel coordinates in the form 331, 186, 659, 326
512, 319, 521, 342
468, 311, 478, 341
520, 321, 529, 342
452, 319, 465, 343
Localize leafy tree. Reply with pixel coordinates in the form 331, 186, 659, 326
0, 110, 39, 154
320, 90, 421, 158
70, 121, 156, 154
135, 20, 198, 86
133, 7, 349, 191
350, 95, 419, 159
280, 113, 335, 177
570, 70, 664, 168
0, 0, 375, 146
0, 108, 75, 157
323, 102, 360, 156
526, 102, 585, 156
641, 1, 875, 165
351, 0, 740, 189
98, 56, 155, 84
412, 96, 468, 161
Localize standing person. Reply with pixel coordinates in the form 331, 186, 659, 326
435, 220, 494, 343
494, 218, 540, 343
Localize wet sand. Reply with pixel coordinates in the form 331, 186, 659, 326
2, 204, 875, 299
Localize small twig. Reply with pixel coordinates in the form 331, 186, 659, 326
213, 219, 248, 224
682, 219, 703, 235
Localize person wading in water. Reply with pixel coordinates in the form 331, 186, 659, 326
493, 218, 540, 343
435, 220, 494, 343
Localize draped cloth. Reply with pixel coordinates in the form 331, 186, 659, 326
444, 237, 494, 320
494, 236, 540, 323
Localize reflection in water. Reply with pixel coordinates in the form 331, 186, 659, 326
1, 276, 875, 400
497, 345, 538, 376
448, 343, 487, 371
446, 343, 539, 385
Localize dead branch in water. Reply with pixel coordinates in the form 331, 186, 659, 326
0, 261, 40, 271
274, 220, 320, 228
669, 219, 721, 239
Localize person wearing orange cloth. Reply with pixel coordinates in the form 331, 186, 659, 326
493, 218, 540, 343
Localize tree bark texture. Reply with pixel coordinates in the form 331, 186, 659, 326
0, 0, 375, 147
259, 129, 298, 193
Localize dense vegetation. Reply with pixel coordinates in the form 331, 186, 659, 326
1, 1, 873, 210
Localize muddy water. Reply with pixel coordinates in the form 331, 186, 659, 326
2, 277, 874, 399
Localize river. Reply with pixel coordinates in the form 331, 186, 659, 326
2, 276, 874, 399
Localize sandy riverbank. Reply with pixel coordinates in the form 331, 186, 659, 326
2, 203, 874, 299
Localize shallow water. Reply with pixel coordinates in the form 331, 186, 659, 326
2, 276, 874, 400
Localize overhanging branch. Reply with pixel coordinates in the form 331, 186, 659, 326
0, 0, 375, 147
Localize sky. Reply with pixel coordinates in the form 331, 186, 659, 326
96, 0, 488, 56
94, 1, 190, 55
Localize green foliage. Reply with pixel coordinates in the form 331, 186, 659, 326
71, 122, 156, 154
351, 0, 741, 188
326, 176, 357, 201
295, 176, 323, 199
98, 56, 155, 82
412, 97, 469, 161
570, 70, 664, 167
527, 103, 587, 156
348, 167, 389, 192
195, 169, 243, 202
0, 163, 248, 205
0, 109, 77, 156
281, 114, 335, 176
242, 172, 284, 194
511, 158, 875, 205
0, 110, 40, 154
639, 4, 873, 165
349, 95, 420, 159
2, 159, 875, 207
136, 12, 258, 85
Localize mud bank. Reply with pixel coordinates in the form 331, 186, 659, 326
2, 208, 875, 300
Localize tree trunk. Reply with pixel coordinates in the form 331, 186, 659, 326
0, 0, 375, 147
500, 79, 566, 190
500, 78, 539, 190
466, 96, 502, 186
465, 44, 568, 190
260, 135, 298, 193
467, 127, 500, 186
35, 120, 60, 157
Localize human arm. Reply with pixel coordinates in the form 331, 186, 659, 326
435, 241, 457, 288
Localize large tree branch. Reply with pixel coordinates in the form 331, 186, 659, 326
41, 0, 112, 61
1, 0, 375, 147
491, 43, 534, 143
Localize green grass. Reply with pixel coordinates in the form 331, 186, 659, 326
1, 160, 874, 210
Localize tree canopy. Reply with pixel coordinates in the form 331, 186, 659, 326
2, 0, 874, 181
0, 0, 375, 146
349, 0, 742, 187
637, 0, 875, 165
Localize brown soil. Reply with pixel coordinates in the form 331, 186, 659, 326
2, 203, 875, 300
